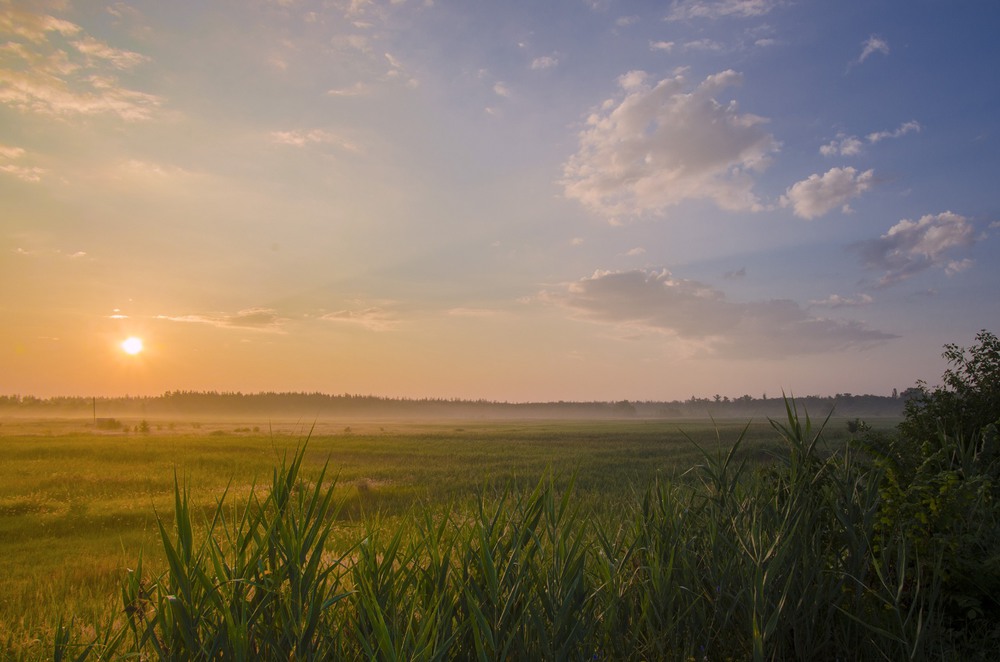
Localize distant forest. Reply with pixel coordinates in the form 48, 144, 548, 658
0, 389, 911, 420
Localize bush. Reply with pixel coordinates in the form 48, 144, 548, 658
861, 330, 1000, 628
899, 329, 1000, 450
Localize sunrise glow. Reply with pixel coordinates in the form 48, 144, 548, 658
121, 337, 143, 356
1, 2, 997, 400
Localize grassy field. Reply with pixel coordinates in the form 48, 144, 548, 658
18, 411, 961, 660
1, 414, 858, 659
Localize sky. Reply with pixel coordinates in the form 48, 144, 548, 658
2, 0, 999, 403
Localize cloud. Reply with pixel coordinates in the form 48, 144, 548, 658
493, 82, 510, 97
723, 267, 746, 280
545, 268, 895, 358
321, 307, 396, 331
270, 129, 361, 153
649, 40, 675, 52
666, 0, 784, 20
157, 308, 288, 331
624, 247, 646, 256
0, 4, 161, 120
0, 163, 44, 182
682, 39, 724, 51
382, 51, 419, 87
562, 69, 778, 219
945, 258, 973, 276
73, 35, 148, 69
854, 35, 889, 65
530, 55, 558, 70
0, 144, 44, 182
867, 120, 921, 143
446, 307, 502, 318
854, 211, 977, 287
820, 134, 864, 157
820, 121, 919, 156
809, 294, 874, 309
781, 167, 874, 219
326, 82, 371, 97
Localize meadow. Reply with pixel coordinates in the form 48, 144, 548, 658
1, 396, 997, 660
1, 414, 817, 659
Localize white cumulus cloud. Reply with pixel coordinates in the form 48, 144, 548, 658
562, 69, 778, 219
781, 167, 874, 219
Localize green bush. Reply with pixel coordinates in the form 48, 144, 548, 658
898, 329, 1000, 450
861, 330, 1000, 629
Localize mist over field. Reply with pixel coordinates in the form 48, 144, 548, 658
0, 390, 905, 423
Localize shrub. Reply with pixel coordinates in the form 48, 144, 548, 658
898, 329, 1000, 450
861, 330, 1000, 629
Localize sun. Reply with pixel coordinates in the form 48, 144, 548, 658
121, 336, 144, 355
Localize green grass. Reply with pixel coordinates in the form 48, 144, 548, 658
2, 414, 887, 660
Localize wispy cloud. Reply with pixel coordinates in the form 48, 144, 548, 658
0, 4, 162, 120
781, 167, 874, 219
649, 40, 675, 52
868, 120, 921, 143
326, 82, 371, 97
820, 134, 864, 157
809, 294, 873, 309
320, 307, 397, 331
270, 129, 362, 153
682, 38, 724, 52
853, 211, 977, 287
666, 0, 785, 21
562, 69, 778, 219
383, 51, 419, 87
666, 0, 783, 21
545, 268, 895, 358
853, 34, 889, 66
0, 144, 44, 182
530, 55, 558, 70
446, 307, 503, 318
157, 308, 288, 332
820, 121, 920, 156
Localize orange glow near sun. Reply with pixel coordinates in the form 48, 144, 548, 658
121, 336, 144, 355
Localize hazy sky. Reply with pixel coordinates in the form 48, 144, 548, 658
2, 0, 998, 402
